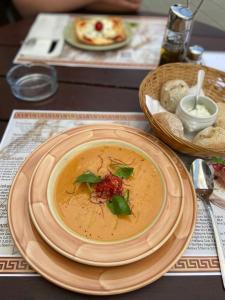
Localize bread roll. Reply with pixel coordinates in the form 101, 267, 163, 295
215, 102, 225, 130
160, 80, 189, 113
154, 112, 184, 138
193, 126, 225, 150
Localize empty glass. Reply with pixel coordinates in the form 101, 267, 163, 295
7, 63, 58, 101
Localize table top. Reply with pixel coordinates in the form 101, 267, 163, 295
0, 15, 225, 300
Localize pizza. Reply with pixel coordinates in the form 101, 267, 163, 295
74, 17, 127, 46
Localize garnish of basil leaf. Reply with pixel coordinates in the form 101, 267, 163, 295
129, 22, 138, 28
107, 195, 131, 215
115, 166, 133, 179
75, 171, 101, 184
211, 157, 225, 166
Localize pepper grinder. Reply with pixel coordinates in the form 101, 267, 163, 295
159, 4, 193, 65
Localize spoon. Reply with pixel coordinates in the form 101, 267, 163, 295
190, 159, 225, 289
192, 70, 205, 111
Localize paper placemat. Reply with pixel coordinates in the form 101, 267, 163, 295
14, 14, 167, 70
0, 110, 223, 276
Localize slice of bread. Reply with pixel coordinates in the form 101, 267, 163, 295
193, 126, 225, 150
215, 102, 225, 130
154, 111, 185, 138
160, 80, 189, 113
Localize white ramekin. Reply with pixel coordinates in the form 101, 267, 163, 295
176, 95, 218, 132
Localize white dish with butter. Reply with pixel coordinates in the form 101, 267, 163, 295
176, 95, 218, 132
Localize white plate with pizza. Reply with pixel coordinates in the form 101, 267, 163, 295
64, 16, 132, 51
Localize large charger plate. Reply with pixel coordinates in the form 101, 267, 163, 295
64, 21, 132, 51
8, 125, 196, 295
28, 125, 184, 266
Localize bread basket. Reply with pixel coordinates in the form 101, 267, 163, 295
139, 63, 225, 157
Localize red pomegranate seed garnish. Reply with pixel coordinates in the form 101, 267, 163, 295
95, 21, 103, 31
212, 164, 223, 172
95, 174, 123, 199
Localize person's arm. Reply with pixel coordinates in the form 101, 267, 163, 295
13, 0, 142, 17
12, 0, 97, 17
86, 0, 141, 13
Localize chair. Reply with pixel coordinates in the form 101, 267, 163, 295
0, 0, 21, 26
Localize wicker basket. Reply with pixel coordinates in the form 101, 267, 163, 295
139, 63, 225, 157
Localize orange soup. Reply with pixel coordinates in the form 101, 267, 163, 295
54, 144, 165, 242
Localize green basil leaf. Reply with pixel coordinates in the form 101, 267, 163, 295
107, 201, 117, 215
115, 167, 133, 179
107, 195, 131, 215
211, 157, 225, 166
75, 171, 101, 184
128, 22, 138, 28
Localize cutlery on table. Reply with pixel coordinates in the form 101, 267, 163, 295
190, 158, 225, 289
191, 69, 205, 111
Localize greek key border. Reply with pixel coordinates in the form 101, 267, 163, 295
14, 111, 146, 121
0, 258, 33, 274
170, 256, 219, 273
0, 256, 219, 274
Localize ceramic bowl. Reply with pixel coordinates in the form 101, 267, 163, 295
176, 95, 218, 132
28, 125, 184, 266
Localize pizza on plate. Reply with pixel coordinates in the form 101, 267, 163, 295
74, 17, 127, 46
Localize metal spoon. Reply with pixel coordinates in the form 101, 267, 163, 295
190, 158, 225, 289
192, 70, 205, 111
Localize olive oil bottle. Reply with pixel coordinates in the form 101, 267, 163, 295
159, 4, 193, 65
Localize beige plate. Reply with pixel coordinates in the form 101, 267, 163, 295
8, 125, 196, 295
28, 125, 184, 266
64, 21, 132, 51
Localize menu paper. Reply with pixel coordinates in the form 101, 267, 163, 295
0, 110, 223, 276
14, 13, 166, 70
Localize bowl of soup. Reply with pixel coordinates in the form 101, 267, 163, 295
28, 125, 184, 266
49, 140, 165, 242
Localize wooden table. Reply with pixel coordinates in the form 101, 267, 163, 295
0, 16, 225, 300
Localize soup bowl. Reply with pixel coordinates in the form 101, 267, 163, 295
28, 125, 184, 266
48, 139, 166, 244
